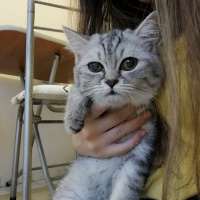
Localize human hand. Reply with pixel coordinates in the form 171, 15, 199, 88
72, 103, 152, 158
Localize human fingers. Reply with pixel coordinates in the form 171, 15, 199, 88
72, 105, 149, 158
74, 110, 152, 158
72, 129, 146, 158
81, 105, 137, 141
101, 129, 147, 158
94, 105, 138, 133
102, 110, 152, 145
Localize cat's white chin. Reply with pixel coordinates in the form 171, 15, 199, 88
94, 94, 127, 108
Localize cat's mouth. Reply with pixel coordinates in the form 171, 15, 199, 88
109, 91, 116, 95
107, 90, 118, 96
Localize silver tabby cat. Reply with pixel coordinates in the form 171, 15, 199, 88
53, 12, 164, 200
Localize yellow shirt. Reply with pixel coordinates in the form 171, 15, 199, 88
142, 39, 199, 199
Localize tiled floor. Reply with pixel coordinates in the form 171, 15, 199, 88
0, 179, 59, 200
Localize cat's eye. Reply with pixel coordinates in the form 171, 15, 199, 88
88, 62, 104, 73
120, 57, 138, 71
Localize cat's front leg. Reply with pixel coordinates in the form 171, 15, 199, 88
64, 85, 90, 134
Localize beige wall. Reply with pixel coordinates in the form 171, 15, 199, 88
0, 0, 78, 187
0, 0, 78, 40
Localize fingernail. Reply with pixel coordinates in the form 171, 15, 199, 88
138, 129, 146, 137
144, 110, 152, 119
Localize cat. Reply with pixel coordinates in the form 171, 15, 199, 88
53, 12, 164, 200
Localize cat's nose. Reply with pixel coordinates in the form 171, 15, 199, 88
105, 79, 119, 88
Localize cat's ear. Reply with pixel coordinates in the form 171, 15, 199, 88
134, 11, 161, 48
63, 27, 89, 55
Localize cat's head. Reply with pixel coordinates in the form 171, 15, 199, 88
64, 12, 164, 108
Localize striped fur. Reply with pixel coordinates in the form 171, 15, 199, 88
53, 12, 164, 200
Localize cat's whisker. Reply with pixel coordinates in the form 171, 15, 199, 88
126, 93, 141, 108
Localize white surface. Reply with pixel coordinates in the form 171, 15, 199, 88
11, 84, 71, 105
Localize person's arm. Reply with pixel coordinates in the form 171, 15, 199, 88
72, 103, 152, 158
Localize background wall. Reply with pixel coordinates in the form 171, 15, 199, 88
0, 0, 78, 187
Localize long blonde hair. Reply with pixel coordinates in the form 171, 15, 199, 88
156, 0, 200, 199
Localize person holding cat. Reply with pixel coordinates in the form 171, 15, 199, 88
63, 0, 200, 200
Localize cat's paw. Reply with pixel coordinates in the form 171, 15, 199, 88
64, 116, 84, 134
64, 86, 89, 134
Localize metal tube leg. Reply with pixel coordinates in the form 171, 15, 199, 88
23, 0, 35, 199
7, 129, 36, 187
33, 124, 55, 196
48, 55, 60, 84
10, 105, 24, 200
